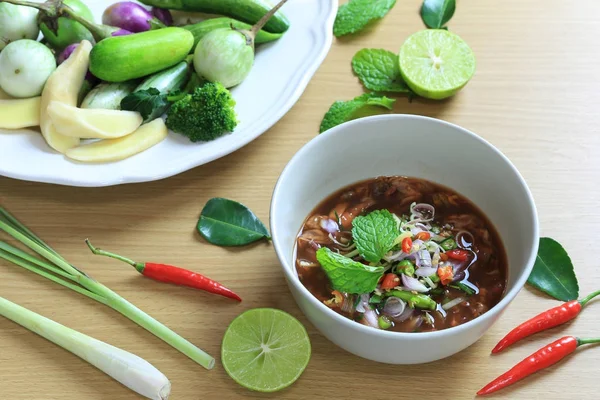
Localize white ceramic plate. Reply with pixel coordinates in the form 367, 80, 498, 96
0, 0, 336, 187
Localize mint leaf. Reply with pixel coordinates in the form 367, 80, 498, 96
351, 209, 399, 263
352, 49, 410, 93
319, 93, 395, 133
334, 0, 397, 37
421, 0, 456, 29
527, 237, 579, 302
316, 247, 384, 294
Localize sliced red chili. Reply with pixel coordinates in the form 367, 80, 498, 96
446, 249, 469, 261
380, 273, 400, 290
401, 237, 412, 253
415, 232, 431, 241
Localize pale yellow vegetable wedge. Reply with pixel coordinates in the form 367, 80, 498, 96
0, 88, 12, 99
65, 118, 168, 163
40, 40, 92, 153
0, 97, 41, 129
48, 101, 143, 139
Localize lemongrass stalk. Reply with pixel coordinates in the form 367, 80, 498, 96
0, 296, 171, 400
0, 241, 76, 282
0, 220, 80, 276
0, 213, 215, 369
0, 207, 60, 258
0, 246, 107, 305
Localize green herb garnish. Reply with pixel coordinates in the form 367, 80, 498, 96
527, 237, 579, 302
333, 0, 397, 37
450, 282, 475, 296
420, 0, 456, 29
316, 247, 384, 294
351, 49, 411, 93
197, 198, 270, 246
320, 93, 395, 133
351, 210, 399, 263
369, 294, 383, 304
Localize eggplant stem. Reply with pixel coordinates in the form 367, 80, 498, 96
250, 0, 289, 38
0, 0, 51, 11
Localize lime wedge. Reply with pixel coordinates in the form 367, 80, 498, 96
399, 29, 476, 100
221, 308, 311, 392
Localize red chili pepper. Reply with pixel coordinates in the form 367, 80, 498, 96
437, 265, 454, 286
85, 239, 241, 302
401, 237, 412, 253
446, 249, 469, 261
380, 273, 400, 290
414, 232, 431, 241
478, 336, 600, 395
492, 290, 600, 353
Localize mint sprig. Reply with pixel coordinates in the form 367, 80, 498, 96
352, 49, 411, 93
334, 0, 397, 37
351, 209, 399, 263
316, 248, 384, 294
319, 93, 395, 133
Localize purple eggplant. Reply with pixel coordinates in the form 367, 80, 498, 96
57, 43, 79, 65
151, 7, 173, 26
102, 2, 160, 33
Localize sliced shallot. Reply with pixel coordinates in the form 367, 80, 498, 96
382, 297, 406, 317
442, 297, 465, 310
415, 266, 437, 277
362, 309, 379, 328
401, 274, 430, 293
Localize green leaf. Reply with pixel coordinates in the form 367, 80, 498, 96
420, 0, 456, 29
120, 88, 170, 123
319, 93, 395, 133
316, 248, 384, 294
351, 210, 399, 263
334, 0, 397, 37
197, 198, 270, 246
527, 237, 579, 302
352, 48, 411, 93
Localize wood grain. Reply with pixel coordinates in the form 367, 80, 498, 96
2, 0, 600, 398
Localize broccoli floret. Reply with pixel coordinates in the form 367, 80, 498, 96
166, 82, 238, 142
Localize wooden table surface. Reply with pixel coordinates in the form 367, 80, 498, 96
2, 0, 600, 398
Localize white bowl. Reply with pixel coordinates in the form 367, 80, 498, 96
270, 115, 539, 364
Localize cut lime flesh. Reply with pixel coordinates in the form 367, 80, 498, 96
221, 308, 311, 392
399, 29, 476, 100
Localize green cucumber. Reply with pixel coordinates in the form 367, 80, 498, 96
135, 57, 192, 93
137, 0, 290, 33
89, 28, 194, 82
182, 18, 283, 49
81, 81, 140, 110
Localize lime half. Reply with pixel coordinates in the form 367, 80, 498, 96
221, 308, 311, 392
399, 29, 476, 100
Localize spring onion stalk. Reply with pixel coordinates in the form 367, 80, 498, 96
0, 207, 215, 370
0, 296, 171, 399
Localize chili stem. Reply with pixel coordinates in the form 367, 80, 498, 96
579, 290, 600, 307
85, 239, 143, 271
0, 248, 107, 304
577, 337, 600, 346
